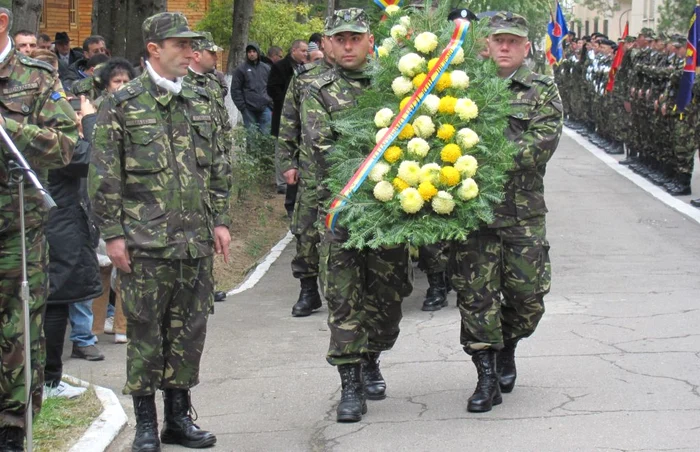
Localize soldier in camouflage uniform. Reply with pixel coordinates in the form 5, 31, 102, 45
89, 13, 230, 451
278, 31, 334, 318
450, 13, 561, 413
0, 4, 78, 449
417, 242, 450, 310
299, 8, 413, 423
70, 54, 110, 102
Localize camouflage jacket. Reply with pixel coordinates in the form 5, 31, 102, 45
278, 59, 333, 176
0, 48, 77, 233
299, 66, 370, 239
89, 71, 231, 260
71, 76, 102, 102
491, 64, 562, 228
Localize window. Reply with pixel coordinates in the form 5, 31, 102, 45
69, 0, 78, 29
594, 18, 599, 33
603, 19, 608, 36
40, 0, 47, 29
585, 20, 589, 36
578, 24, 582, 38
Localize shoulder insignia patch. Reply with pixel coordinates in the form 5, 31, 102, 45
50, 90, 66, 101
19, 54, 56, 73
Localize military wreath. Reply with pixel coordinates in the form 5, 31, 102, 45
326, 2, 518, 249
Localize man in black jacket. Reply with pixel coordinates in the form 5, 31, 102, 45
230, 43, 272, 134
61, 35, 108, 90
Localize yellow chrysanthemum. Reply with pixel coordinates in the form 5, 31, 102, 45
377, 46, 389, 58
398, 53, 425, 78
385, 4, 400, 15
374, 108, 394, 128
457, 178, 479, 201
436, 72, 452, 92
373, 181, 395, 202
421, 94, 440, 115
397, 123, 415, 140
412, 73, 427, 89
407, 137, 430, 158
414, 32, 439, 54
454, 155, 478, 178
454, 98, 479, 121
390, 24, 408, 41
419, 163, 441, 184
439, 166, 461, 187
398, 160, 421, 186
440, 143, 462, 163
438, 96, 457, 114
456, 128, 480, 149
392, 177, 410, 192
436, 124, 456, 142
427, 57, 439, 71
412, 116, 435, 138
384, 146, 403, 163
418, 181, 438, 201
400, 187, 424, 214
431, 191, 455, 214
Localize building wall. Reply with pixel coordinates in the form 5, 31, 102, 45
571, 0, 668, 39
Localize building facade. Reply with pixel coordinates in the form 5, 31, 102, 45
571, 0, 670, 40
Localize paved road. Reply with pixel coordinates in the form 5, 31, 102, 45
67, 131, 700, 451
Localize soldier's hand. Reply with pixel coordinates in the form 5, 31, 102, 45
80, 95, 96, 116
106, 238, 131, 273
214, 226, 231, 264
283, 168, 299, 185
661, 104, 667, 116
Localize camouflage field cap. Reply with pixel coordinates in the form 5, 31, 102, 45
489, 12, 529, 38
193, 31, 222, 52
325, 8, 369, 36
639, 27, 656, 39
624, 35, 636, 43
142, 12, 203, 44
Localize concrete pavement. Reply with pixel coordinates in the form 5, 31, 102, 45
65, 132, 700, 451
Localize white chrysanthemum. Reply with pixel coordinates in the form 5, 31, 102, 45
421, 94, 440, 115
385, 4, 400, 15
455, 98, 479, 121
456, 127, 480, 149
414, 32, 439, 54
369, 162, 392, 182
431, 191, 455, 214
376, 128, 390, 144
457, 178, 479, 201
373, 181, 395, 202
390, 24, 408, 40
374, 108, 394, 128
451, 47, 465, 66
398, 53, 425, 78
419, 163, 441, 184
399, 187, 424, 213
392, 76, 414, 97
377, 46, 389, 58
450, 70, 470, 90
454, 155, 478, 178
399, 15, 411, 28
406, 138, 430, 158
412, 115, 435, 138
397, 160, 421, 186
382, 37, 396, 51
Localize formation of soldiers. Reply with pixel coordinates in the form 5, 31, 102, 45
557, 29, 699, 206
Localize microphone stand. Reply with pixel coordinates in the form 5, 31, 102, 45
1, 123, 56, 452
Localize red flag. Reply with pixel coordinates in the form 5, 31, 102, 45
606, 22, 629, 92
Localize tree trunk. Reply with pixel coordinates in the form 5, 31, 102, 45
227, 0, 255, 73
326, 0, 335, 18
10, 0, 43, 34
92, 0, 166, 64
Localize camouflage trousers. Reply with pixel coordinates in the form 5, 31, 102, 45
291, 183, 319, 280
449, 216, 551, 354
417, 242, 449, 275
672, 115, 696, 176
0, 227, 48, 428
120, 257, 213, 396
319, 238, 413, 366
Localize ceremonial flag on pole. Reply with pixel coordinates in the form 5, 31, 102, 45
675, 5, 699, 113
545, 2, 569, 65
606, 21, 629, 92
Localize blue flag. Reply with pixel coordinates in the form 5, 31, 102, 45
546, 2, 569, 64
675, 6, 699, 113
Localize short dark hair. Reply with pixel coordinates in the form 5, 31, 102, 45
38, 34, 51, 42
86, 53, 110, 70
290, 40, 306, 52
97, 57, 136, 89
13, 30, 36, 39
267, 46, 282, 57
83, 35, 105, 52
308, 33, 323, 44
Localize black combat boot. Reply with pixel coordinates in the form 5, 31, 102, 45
467, 350, 502, 413
690, 198, 700, 207
161, 389, 217, 448
132, 394, 161, 452
667, 174, 692, 196
363, 352, 386, 400
292, 277, 322, 317
422, 272, 447, 311
497, 340, 519, 393
0, 426, 24, 452
337, 364, 367, 422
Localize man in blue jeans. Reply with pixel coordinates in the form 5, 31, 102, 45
231, 42, 272, 134
69, 300, 104, 361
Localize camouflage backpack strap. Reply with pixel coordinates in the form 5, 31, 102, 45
306, 69, 337, 101
112, 80, 145, 105
18, 53, 56, 74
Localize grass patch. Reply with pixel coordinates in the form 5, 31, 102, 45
33, 387, 102, 452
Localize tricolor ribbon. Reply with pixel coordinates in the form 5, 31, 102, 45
374, 0, 403, 10
325, 18, 471, 232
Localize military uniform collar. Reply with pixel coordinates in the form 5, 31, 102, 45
141, 71, 174, 106
509, 64, 533, 88
337, 64, 370, 81
0, 43, 17, 79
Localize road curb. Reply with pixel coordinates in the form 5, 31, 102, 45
226, 231, 294, 296
63, 375, 127, 452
